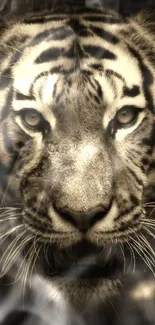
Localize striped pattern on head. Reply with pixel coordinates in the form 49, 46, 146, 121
0, 8, 154, 249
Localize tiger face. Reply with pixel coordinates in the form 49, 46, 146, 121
13, 67, 153, 248
0, 9, 155, 306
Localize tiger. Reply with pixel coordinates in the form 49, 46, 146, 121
0, 3, 155, 324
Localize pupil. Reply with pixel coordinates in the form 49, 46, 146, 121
121, 110, 128, 117
25, 112, 39, 125
31, 114, 37, 120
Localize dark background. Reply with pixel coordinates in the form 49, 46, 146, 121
0, 0, 155, 16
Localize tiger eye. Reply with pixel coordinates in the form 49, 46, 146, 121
22, 109, 42, 128
116, 106, 137, 126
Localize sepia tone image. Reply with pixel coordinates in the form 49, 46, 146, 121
0, 0, 154, 324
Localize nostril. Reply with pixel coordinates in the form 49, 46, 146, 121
61, 210, 92, 231
54, 205, 111, 231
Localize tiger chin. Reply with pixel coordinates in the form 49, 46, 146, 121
0, 3, 155, 314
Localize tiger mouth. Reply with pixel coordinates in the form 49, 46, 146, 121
39, 241, 124, 281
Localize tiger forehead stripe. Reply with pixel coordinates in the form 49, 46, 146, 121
0, 8, 155, 314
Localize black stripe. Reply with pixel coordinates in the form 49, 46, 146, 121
83, 45, 116, 60
28, 30, 50, 46
30, 27, 73, 47
84, 16, 121, 24
105, 69, 125, 82
92, 94, 101, 104
29, 71, 49, 95
9, 49, 23, 66
5, 34, 28, 49
55, 88, 64, 104
89, 64, 103, 71
87, 75, 97, 90
90, 26, 119, 44
53, 81, 58, 99
78, 29, 93, 37
141, 157, 150, 166
146, 148, 153, 155
97, 84, 103, 99
47, 27, 73, 41
1, 86, 13, 121
127, 167, 143, 186
114, 206, 135, 222
24, 215, 53, 234
66, 44, 76, 59
127, 153, 145, 173
16, 92, 35, 101
140, 125, 155, 148
24, 16, 66, 24
29, 66, 63, 96
35, 47, 64, 64
0, 68, 12, 90
24, 212, 63, 234
130, 194, 139, 206
123, 85, 140, 98
68, 41, 84, 61
25, 209, 51, 226
127, 45, 154, 113
69, 19, 87, 35
142, 138, 154, 146
29, 65, 73, 96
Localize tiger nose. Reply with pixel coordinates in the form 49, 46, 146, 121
57, 207, 106, 232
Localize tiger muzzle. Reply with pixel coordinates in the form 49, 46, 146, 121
49, 143, 113, 231
54, 204, 113, 231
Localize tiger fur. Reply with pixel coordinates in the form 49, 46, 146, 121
0, 5, 155, 324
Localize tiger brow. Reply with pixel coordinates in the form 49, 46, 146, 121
16, 92, 35, 101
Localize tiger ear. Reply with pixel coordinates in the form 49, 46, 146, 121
133, 9, 155, 36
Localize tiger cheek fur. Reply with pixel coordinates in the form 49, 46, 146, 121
0, 6, 155, 311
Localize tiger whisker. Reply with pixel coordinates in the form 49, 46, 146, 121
141, 218, 155, 223
33, 231, 41, 259
138, 233, 155, 256
144, 202, 155, 205
129, 239, 155, 276
0, 231, 30, 276
20, 244, 37, 296
15, 242, 34, 283
129, 231, 154, 264
126, 240, 136, 274
135, 239, 155, 266
130, 234, 155, 268
0, 213, 22, 222
130, 233, 155, 264
0, 218, 20, 223
0, 224, 25, 243
119, 243, 126, 274
0, 210, 21, 216
0, 206, 21, 211
44, 239, 52, 268
143, 226, 155, 240
142, 222, 155, 230
29, 245, 41, 289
